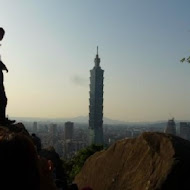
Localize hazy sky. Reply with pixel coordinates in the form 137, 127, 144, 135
0, 0, 190, 122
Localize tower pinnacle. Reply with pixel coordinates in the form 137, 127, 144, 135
94, 46, 100, 67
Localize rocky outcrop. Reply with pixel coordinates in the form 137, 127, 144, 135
39, 147, 68, 189
75, 132, 190, 190
0, 122, 30, 136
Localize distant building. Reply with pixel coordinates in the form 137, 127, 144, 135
44, 125, 48, 133
89, 47, 104, 145
132, 130, 141, 138
49, 124, 57, 136
165, 118, 176, 135
33, 122, 38, 133
126, 130, 132, 138
64, 121, 74, 140
180, 122, 190, 141
64, 139, 86, 158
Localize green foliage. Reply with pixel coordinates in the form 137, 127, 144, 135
62, 144, 104, 184
180, 56, 190, 63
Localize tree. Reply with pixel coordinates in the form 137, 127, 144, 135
63, 144, 104, 184
180, 56, 190, 63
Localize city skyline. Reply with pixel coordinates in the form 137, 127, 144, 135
0, 1, 190, 122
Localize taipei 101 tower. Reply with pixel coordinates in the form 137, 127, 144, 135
89, 47, 104, 145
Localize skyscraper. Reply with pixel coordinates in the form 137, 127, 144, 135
89, 47, 104, 145
180, 122, 190, 140
49, 123, 57, 136
64, 121, 74, 140
165, 118, 176, 136
33, 121, 38, 133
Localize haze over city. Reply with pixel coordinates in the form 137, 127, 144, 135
0, 0, 190, 122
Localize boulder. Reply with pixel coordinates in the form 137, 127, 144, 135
75, 132, 190, 190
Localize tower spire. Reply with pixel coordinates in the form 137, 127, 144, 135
94, 46, 100, 67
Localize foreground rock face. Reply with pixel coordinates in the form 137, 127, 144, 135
0, 122, 30, 136
39, 147, 68, 189
75, 132, 190, 190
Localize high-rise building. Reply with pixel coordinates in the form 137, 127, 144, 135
165, 118, 176, 135
180, 122, 190, 141
49, 124, 57, 136
33, 121, 38, 133
64, 121, 74, 140
48, 124, 57, 146
89, 47, 104, 145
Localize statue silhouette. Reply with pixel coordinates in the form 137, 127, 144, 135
0, 27, 15, 125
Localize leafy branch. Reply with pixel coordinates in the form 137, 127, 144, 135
180, 56, 190, 63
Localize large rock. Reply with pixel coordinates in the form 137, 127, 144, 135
75, 132, 190, 190
0, 122, 30, 136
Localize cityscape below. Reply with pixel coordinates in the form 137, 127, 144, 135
17, 117, 189, 159
14, 50, 190, 159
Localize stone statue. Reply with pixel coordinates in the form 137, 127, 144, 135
0, 27, 15, 125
